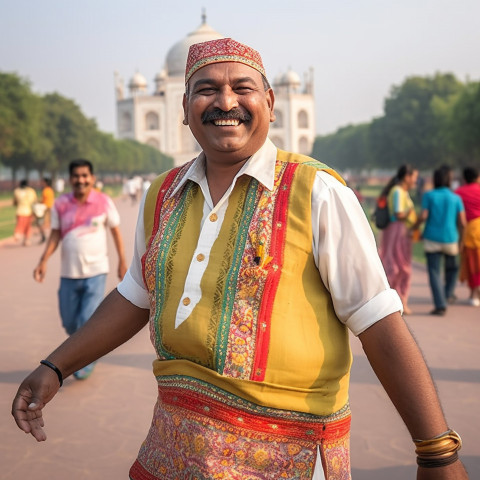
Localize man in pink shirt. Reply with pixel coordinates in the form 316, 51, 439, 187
33, 159, 127, 379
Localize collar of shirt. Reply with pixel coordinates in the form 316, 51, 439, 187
169, 138, 278, 207
67, 189, 97, 205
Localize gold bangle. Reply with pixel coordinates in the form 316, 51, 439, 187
413, 429, 462, 457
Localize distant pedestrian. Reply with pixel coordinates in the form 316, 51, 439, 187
416, 175, 425, 204
142, 177, 151, 194
40, 178, 55, 228
379, 164, 419, 314
415, 166, 466, 315
13, 180, 37, 246
455, 166, 480, 307
33, 159, 128, 379
126, 176, 139, 205
54, 177, 65, 194
33, 178, 55, 242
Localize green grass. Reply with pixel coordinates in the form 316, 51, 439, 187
0, 204, 16, 239
358, 185, 382, 198
413, 239, 426, 264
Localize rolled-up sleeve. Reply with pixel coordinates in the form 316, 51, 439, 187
312, 171, 403, 336
117, 194, 150, 309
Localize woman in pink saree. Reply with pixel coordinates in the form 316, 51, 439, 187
379, 165, 419, 314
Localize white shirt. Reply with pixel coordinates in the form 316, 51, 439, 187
52, 190, 120, 279
118, 139, 402, 336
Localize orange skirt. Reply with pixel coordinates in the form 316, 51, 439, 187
460, 218, 480, 289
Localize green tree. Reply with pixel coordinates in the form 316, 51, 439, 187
311, 123, 371, 171
448, 81, 480, 165
42, 93, 97, 176
370, 73, 464, 169
0, 73, 48, 183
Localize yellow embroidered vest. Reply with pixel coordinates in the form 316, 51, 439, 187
142, 150, 352, 416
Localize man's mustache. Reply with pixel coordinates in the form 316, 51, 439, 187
202, 108, 252, 124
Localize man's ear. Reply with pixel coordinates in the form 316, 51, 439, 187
266, 88, 275, 123
182, 94, 189, 125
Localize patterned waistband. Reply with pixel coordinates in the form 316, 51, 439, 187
157, 375, 351, 443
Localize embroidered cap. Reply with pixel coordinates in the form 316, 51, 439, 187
185, 38, 266, 84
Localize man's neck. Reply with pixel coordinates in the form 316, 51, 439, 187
204, 154, 250, 206
73, 190, 91, 204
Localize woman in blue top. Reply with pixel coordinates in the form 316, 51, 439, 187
416, 166, 466, 315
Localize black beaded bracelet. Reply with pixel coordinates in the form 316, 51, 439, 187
417, 452, 459, 468
40, 360, 63, 387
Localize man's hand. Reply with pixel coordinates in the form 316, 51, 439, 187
33, 229, 61, 283
11, 365, 61, 441
117, 260, 128, 280
110, 226, 127, 280
33, 261, 47, 282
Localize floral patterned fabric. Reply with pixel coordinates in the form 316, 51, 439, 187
129, 376, 351, 480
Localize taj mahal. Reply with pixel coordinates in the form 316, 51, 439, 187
115, 15, 316, 167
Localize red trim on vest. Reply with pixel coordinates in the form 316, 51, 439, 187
141, 168, 182, 284
250, 162, 299, 382
159, 383, 351, 441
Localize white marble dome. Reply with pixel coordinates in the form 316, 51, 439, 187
165, 21, 223, 77
154, 68, 167, 82
129, 71, 148, 90
281, 69, 301, 87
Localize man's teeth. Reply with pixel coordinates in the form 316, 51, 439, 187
213, 119, 240, 126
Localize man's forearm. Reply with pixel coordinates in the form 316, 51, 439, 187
39, 230, 61, 263
46, 289, 149, 378
359, 312, 448, 440
110, 226, 127, 278
111, 226, 126, 262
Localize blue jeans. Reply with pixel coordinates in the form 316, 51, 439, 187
58, 274, 107, 335
425, 253, 458, 309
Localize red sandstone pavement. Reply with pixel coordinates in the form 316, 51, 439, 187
0, 198, 479, 479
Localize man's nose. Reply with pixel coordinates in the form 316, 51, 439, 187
214, 87, 238, 111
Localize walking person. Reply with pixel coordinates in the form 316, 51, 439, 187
415, 166, 466, 315
13, 39, 467, 479
379, 164, 419, 314
32, 159, 127, 379
455, 166, 480, 306
40, 177, 55, 228
33, 177, 55, 243
13, 179, 37, 246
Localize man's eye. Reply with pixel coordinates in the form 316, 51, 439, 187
197, 88, 216, 94
235, 87, 253, 93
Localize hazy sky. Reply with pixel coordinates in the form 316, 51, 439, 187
1, 0, 479, 136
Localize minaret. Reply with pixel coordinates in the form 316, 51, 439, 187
114, 71, 124, 100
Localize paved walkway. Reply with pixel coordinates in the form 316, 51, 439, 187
0, 198, 478, 479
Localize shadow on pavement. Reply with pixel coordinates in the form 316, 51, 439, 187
0, 370, 33, 384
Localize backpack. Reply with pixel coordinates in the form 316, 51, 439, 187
373, 195, 390, 229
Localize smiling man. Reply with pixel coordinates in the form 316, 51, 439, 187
32, 159, 127, 379
13, 40, 467, 480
